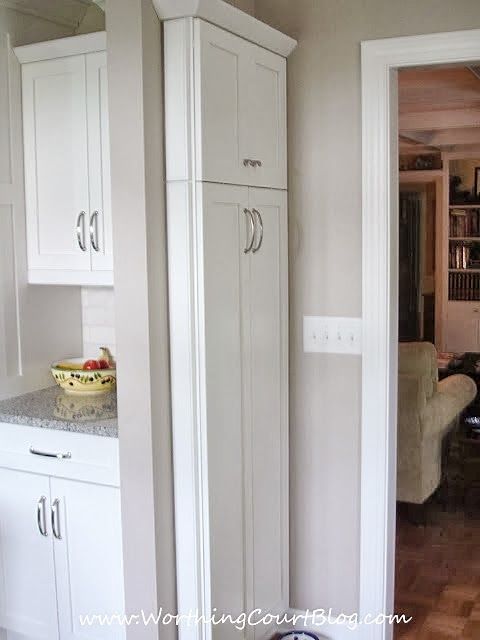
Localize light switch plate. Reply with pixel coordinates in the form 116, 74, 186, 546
303, 315, 362, 355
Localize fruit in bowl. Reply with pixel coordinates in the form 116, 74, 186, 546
51, 348, 116, 395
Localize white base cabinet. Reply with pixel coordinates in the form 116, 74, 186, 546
0, 424, 124, 640
0, 469, 58, 640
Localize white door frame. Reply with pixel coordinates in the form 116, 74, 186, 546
360, 29, 480, 640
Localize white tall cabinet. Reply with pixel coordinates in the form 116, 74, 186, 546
164, 12, 295, 640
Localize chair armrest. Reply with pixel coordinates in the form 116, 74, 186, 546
438, 373, 477, 409
422, 374, 476, 438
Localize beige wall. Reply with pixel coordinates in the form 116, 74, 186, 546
224, 0, 255, 15
254, 0, 480, 615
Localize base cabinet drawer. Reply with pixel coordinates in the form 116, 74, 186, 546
0, 423, 120, 486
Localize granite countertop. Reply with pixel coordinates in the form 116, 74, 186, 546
0, 387, 118, 438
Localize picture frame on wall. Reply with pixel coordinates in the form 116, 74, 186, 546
475, 166, 480, 203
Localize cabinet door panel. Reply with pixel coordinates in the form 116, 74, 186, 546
22, 55, 91, 272
86, 51, 113, 274
200, 183, 250, 638
248, 188, 288, 634
51, 478, 125, 640
0, 469, 58, 640
445, 302, 480, 352
195, 20, 250, 185
246, 49, 286, 189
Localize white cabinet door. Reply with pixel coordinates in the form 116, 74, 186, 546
195, 20, 250, 186
194, 20, 287, 189
86, 52, 113, 275
0, 469, 59, 640
445, 302, 480, 352
22, 55, 91, 274
247, 189, 288, 634
245, 49, 287, 189
200, 183, 250, 638
51, 478, 125, 640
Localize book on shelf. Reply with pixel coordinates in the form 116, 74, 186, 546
449, 271, 480, 301
449, 243, 470, 269
449, 207, 480, 237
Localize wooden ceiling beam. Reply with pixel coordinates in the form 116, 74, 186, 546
400, 130, 435, 146
399, 108, 480, 132
426, 127, 480, 147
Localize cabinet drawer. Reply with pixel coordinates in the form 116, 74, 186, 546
0, 423, 119, 486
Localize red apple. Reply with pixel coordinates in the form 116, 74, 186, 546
98, 359, 109, 369
83, 359, 100, 370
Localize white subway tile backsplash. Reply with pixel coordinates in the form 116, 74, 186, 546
81, 287, 116, 357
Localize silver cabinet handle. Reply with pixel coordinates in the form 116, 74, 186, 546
76, 211, 87, 251
252, 208, 263, 253
243, 159, 262, 168
37, 496, 48, 537
89, 210, 100, 252
244, 208, 255, 254
30, 446, 71, 460
51, 498, 61, 540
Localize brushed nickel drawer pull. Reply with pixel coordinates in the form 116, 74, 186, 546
76, 211, 87, 251
51, 498, 61, 540
252, 208, 263, 253
29, 446, 71, 460
37, 496, 48, 537
89, 210, 100, 252
244, 208, 255, 254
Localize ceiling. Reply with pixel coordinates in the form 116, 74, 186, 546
399, 65, 480, 152
0, 0, 98, 29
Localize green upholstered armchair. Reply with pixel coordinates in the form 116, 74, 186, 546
397, 342, 477, 504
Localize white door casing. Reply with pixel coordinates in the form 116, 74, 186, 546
361, 28, 480, 640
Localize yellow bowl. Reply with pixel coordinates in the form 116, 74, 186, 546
51, 358, 116, 395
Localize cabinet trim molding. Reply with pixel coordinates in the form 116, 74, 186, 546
153, 0, 296, 57
13, 31, 106, 63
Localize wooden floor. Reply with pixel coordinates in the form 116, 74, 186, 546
394, 502, 480, 639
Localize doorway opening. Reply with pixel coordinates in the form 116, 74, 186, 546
360, 28, 480, 640
395, 62, 480, 638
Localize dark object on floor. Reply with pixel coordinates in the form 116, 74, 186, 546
279, 633, 321, 640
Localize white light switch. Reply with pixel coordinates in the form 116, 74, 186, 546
303, 316, 362, 355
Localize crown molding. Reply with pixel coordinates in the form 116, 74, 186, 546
152, 0, 297, 57
14, 30, 106, 62
0, 0, 92, 29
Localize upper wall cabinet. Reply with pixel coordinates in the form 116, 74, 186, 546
164, 18, 287, 189
16, 33, 113, 286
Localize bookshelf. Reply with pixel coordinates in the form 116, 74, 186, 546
447, 161, 480, 302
